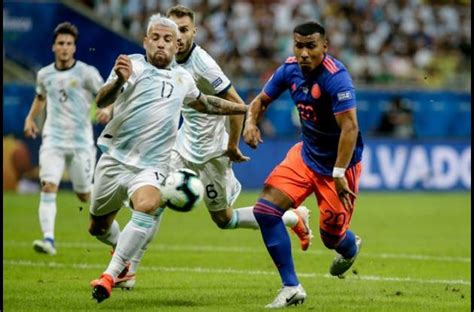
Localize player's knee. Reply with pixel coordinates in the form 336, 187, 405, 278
88, 223, 108, 237
41, 182, 58, 193
134, 197, 160, 214
320, 230, 344, 249
76, 192, 90, 203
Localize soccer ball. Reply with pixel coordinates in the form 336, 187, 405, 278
161, 168, 204, 212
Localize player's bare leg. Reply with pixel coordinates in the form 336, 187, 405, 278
76, 192, 90, 203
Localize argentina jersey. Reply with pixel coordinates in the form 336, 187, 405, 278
263, 54, 363, 176
36, 61, 104, 149
97, 54, 201, 169
173, 43, 232, 164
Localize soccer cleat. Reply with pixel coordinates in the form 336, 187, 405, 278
290, 206, 313, 251
91, 273, 114, 303
265, 284, 307, 309
114, 273, 136, 290
33, 238, 57, 255
116, 261, 130, 279
329, 235, 362, 278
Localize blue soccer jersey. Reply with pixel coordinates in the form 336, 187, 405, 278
263, 54, 364, 176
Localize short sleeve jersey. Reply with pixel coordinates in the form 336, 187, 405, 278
35, 61, 104, 148
97, 54, 201, 169
263, 54, 364, 176
173, 43, 233, 163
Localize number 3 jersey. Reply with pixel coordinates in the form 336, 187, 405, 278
35, 61, 104, 149
263, 53, 364, 176
97, 54, 201, 169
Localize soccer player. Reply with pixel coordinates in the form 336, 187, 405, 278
243, 21, 364, 308
111, 5, 314, 289
88, 14, 248, 303
23, 22, 109, 256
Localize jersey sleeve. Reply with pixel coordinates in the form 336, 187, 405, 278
262, 64, 288, 100
183, 71, 201, 104
325, 69, 357, 114
85, 65, 104, 95
35, 70, 46, 97
194, 50, 231, 95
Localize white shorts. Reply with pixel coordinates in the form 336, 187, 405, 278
89, 154, 168, 217
39, 145, 96, 193
169, 150, 241, 212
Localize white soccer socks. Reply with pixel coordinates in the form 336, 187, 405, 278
104, 211, 156, 279
38, 192, 57, 240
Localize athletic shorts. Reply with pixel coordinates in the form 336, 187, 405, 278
89, 154, 168, 216
169, 150, 241, 212
39, 145, 96, 193
265, 142, 362, 237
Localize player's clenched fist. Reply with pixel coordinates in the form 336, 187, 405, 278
24, 117, 39, 139
243, 123, 263, 149
114, 54, 132, 82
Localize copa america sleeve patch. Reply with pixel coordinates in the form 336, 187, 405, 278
337, 91, 353, 101
211, 77, 223, 88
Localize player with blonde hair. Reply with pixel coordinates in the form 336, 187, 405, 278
88, 14, 248, 303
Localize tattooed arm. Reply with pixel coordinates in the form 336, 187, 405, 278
187, 94, 247, 115
96, 55, 132, 108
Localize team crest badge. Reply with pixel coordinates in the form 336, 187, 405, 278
69, 79, 78, 88
311, 84, 321, 99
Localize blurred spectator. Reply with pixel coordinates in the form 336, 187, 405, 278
376, 96, 415, 139
83, 0, 470, 90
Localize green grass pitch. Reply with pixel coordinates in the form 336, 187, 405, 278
3, 191, 471, 311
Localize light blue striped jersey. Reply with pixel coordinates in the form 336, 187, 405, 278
173, 44, 232, 164
97, 54, 201, 169
35, 60, 104, 148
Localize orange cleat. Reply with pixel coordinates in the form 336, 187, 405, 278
91, 273, 114, 303
291, 206, 313, 251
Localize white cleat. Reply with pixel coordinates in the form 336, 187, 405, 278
265, 284, 307, 309
330, 235, 362, 278
114, 273, 136, 290
33, 239, 57, 256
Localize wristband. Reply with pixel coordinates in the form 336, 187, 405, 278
332, 167, 346, 178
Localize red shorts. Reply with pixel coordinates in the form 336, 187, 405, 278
265, 142, 362, 237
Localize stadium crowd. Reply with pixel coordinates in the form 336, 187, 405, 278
82, 0, 471, 89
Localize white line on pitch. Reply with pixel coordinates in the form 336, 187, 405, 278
3, 259, 470, 286
3, 240, 470, 263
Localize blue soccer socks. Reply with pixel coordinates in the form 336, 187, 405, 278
254, 199, 299, 286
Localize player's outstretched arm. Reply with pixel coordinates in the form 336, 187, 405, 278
24, 94, 46, 139
187, 94, 247, 115
219, 86, 250, 162
96, 55, 132, 108
333, 108, 359, 211
243, 91, 272, 149
96, 80, 124, 108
